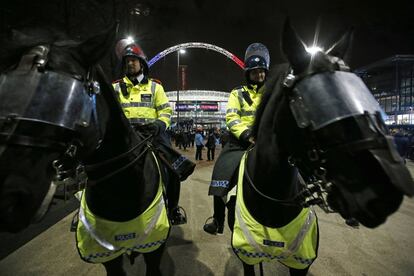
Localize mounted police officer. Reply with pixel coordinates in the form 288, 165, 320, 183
204, 43, 270, 234
113, 40, 195, 225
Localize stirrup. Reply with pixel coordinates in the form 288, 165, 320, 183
203, 216, 223, 235
170, 206, 187, 226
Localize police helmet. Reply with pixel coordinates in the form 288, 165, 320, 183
123, 44, 149, 75
244, 43, 270, 72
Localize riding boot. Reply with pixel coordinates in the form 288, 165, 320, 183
203, 217, 224, 235
169, 206, 187, 225
203, 196, 225, 235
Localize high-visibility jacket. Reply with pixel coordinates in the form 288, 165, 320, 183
113, 76, 172, 127
76, 152, 170, 263
226, 85, 263, 138
232, 152, 318, 269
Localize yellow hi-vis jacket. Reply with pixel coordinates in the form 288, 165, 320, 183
113, 76, 172, 127
76, 152, 170, 263
232, 152, 318, 269
226, 85, 263, 138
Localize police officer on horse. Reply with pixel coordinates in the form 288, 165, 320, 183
113, 40, 195, 225
204, 43, 270, 234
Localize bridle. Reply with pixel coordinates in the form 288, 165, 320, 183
243, 56, 393, 213
80, 131, 154, 185
0, 44, 159, 222
0, 44, 103, 220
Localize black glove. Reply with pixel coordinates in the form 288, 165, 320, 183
145, 120, 166, 136
239, 129, 252, 148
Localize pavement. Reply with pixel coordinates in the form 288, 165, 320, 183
0, 145, 414, 276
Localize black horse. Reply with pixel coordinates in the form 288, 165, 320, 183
227, 20, 414, 276
0, 27, 170, 275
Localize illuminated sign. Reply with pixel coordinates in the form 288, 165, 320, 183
175, 101, 218, 112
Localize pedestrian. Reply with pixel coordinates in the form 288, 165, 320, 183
195, 127, 204, 160
206, 128, 217, 161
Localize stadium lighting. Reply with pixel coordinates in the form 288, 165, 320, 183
126, 36, 135, 44
305, 46, 323, 55
176, 49, 186, 129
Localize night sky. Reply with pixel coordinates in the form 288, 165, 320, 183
2, 0, 413, 92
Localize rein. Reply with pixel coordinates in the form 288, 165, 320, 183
244, 149, 333, 211
243, 148, 301, 206
84, 133, 154, 185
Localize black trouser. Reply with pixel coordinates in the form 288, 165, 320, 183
195, 145, 203, 160
212, 196, 226, 226
207, 147, 215, 160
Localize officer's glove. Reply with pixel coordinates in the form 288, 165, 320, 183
239, 129, 254, 148
145, 120, 166, 136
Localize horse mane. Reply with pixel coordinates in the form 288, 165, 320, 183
94, 65, 136, 135
251, 63, 290, 139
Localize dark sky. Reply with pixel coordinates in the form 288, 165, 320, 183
2, 0, 414, 92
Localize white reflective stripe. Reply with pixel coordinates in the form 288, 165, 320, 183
227, 108, 241, 115
235, 198, 263, 253
228, 119, 242, 129
151, 81, 156, 95
237, 89, 244, 107
159, 113, 171, 118
151, 151, 167, 202
284, 209, 315, 256
121, 102, 152, 108
79, 206, 119, 251
135, 197, 166, 244
144, 198, 165, 236
113, 83, 120, 92
129, 118, 156, 125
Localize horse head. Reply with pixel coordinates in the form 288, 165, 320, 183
256, 19, 414, 228
0, 26, 115, 232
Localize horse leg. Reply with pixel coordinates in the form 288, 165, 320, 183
102, 255, 126, 276
289, 266, 310, 276
242, 262, 255, 276
143, 244, 165, 276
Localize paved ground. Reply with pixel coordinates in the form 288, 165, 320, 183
1, 145, 414, 276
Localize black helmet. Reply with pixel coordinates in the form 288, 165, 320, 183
244, 43, 270, 72
244, 55, 268, 71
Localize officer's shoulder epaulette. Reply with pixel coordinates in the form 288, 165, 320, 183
231, 85, 244, 92
112, 79, 123, 84
150, 78, 162, 85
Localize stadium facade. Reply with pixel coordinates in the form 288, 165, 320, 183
166, 90, 229, 128
356, 55, 414, 125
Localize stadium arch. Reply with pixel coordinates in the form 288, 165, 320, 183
148, 42, 245, 69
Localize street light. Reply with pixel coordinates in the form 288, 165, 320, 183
177, 49, 186, 129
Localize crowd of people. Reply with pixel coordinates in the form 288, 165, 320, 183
390, 128, 414, 163
169, 127, 228, 161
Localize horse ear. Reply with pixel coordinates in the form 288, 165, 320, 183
281, 18, 310, 73
75, 23, 117, 67
326, 28, 354, 59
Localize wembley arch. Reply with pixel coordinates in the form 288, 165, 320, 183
148, 42, 245, 69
